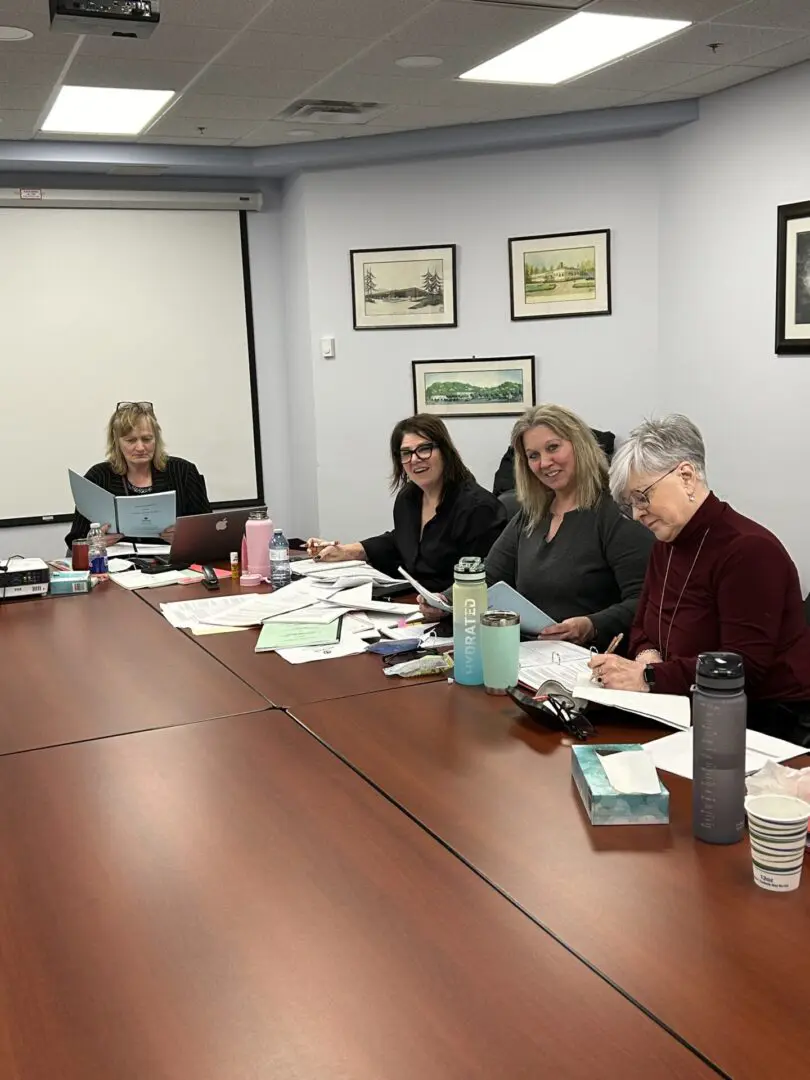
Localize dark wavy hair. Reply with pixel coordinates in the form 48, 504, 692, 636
389, 414, 474, 493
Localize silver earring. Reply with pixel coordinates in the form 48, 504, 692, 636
688, 493, 695, 502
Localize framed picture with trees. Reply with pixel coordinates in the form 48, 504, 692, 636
508, 229, 611, 320
412, 355, 536, 418
349, 244, 457, 329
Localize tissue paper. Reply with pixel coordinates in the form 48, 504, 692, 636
599, 749, 662, 795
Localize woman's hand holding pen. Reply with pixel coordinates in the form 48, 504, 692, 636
305, 538, 367, 563
589, 634, 649, 692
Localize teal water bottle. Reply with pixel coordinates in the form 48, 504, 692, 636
452, 557, 487, 685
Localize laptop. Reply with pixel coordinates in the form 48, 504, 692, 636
167, 508, 253, 566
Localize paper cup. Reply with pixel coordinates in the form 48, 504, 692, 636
745, 795, 810, 893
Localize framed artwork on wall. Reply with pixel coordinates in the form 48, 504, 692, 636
508, 229, 611, 321
412, 355, 536, 418
349, 244, 457, 330
776, 200, 810, 355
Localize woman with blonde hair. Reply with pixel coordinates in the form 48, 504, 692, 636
485, 404, 653, 647
65, 401, 210, 548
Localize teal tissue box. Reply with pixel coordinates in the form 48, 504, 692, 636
571, 744, 669, 825
50, 570, 92, 595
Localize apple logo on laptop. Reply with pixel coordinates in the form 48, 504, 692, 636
215, 517, 228, 531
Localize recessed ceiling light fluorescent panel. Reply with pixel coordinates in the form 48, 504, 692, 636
459, 12, 691, 86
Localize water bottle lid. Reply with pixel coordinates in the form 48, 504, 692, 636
454, 556, 486, 582
273, 528, 283, 535
695, 652, 745, 691
89, 522, 100, 530
248, 507, 268, 520
480, 610, 520, 628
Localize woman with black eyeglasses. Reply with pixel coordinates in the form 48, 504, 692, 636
306, 414, 506, 592
591, 414, 810, 744
64, 401, 211, 550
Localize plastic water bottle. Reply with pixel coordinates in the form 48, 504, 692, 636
692, 652, 747, 845
452, 556, 487, 686
245, 507, 273, 579
87, 522, 109, 578
269, 528, 291, 590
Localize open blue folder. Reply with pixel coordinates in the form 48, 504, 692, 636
69, 470, 176, 538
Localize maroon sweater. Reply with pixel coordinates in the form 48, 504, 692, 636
630, 493, 810, 699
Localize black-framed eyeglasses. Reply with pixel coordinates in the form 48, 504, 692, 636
399, 442, 436, 464
116, 401, 154, 412
622, 464, 681, 515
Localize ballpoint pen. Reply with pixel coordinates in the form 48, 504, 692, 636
590, 632, 624, 682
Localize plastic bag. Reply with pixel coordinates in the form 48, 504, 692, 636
382, 654, 454, 678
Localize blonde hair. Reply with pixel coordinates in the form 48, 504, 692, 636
105, 403, 168, 476
511, 404, 608, 532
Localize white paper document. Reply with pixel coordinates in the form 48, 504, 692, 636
647, 729, 808, 780
518, 640, 592, 693
112, 568, 202, 590
276, 619, 369, 664
572, 685, 692, 731
291, 559, 366, 577
160, 594, 251, 629
396, 566, 452, 613
106, 542, 172, 557
324, 582, 418, 617
69, 470, 176, 537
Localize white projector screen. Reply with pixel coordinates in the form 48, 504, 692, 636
0, 207, 261, 525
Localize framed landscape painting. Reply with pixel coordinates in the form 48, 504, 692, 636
776, 199, 810, 355
350, 244, 457, 330
412, 355, 535, 418
509, 229, 611, 321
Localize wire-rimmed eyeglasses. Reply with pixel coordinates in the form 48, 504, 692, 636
621, 464, 680, 515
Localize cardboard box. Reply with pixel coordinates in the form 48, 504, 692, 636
49, 570, 92, 596
571, 744, 669, 825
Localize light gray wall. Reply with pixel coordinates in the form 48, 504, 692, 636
659, 60, 810, 584
289, 138, 661, 545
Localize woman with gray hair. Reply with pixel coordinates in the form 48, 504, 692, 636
591, 414, 810, 743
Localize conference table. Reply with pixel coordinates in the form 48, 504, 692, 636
1, 575, 806, 1077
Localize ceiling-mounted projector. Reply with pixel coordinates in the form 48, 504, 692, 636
49, 0, 160, 39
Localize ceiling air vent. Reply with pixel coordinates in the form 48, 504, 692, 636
279, 99, 386, 126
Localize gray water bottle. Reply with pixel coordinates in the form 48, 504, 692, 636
692, 652, 746, 845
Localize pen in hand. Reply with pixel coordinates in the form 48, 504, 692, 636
590, 632, 623, 683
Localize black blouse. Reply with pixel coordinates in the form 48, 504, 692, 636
65, 456, 211, 548
361, 479, 507, 593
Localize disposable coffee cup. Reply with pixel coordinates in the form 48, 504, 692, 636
745, 794, 810, 893
480, 610, 520, 696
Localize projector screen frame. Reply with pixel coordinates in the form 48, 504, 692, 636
0, 209, 264, 529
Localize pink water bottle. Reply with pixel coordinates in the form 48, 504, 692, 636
244, 507, 273, 579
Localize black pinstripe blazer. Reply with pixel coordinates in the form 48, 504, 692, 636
65, 456, 211, 548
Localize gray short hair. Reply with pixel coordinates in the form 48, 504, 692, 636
609, 414, 707, 502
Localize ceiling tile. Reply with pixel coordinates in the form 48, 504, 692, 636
646, 20, 806, 64
139, 134, 236, 145
724, 1, 810, 30
743, 33, 810, 66
233, 120, 342, 145
146, 113, 261, 140
191, 63, 325, 99
254, 0, 437, 40
307, 70, 557, 109
0, 11, 80, 53
576, 57, 723, 91
0, 83, 53, 111
78, 24, 236, 64
0, 50, 70, 84
587, 1, 746, 19
662, 62, 771, 93
392, 0, 565, 48
344, 37, 506, 80
219, 31, 367, 71
66, 57, 202, 92
161, 0, 274, 31
169, 93, 290, 120
0, 108, 39, 138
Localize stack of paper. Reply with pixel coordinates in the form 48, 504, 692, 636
112, 568, 202, 590
646, 728, 807, 780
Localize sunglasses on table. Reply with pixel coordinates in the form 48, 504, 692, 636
399, 442, 436, 463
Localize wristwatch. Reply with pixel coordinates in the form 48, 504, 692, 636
643, 664, 656, 689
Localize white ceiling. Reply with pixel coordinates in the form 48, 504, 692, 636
0, 0, 809, 147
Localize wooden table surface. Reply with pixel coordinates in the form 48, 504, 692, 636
139, 578, 443, 706
289, 681, 810, 1080
0, 584, 268, 754
0, 713, 713, 1080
